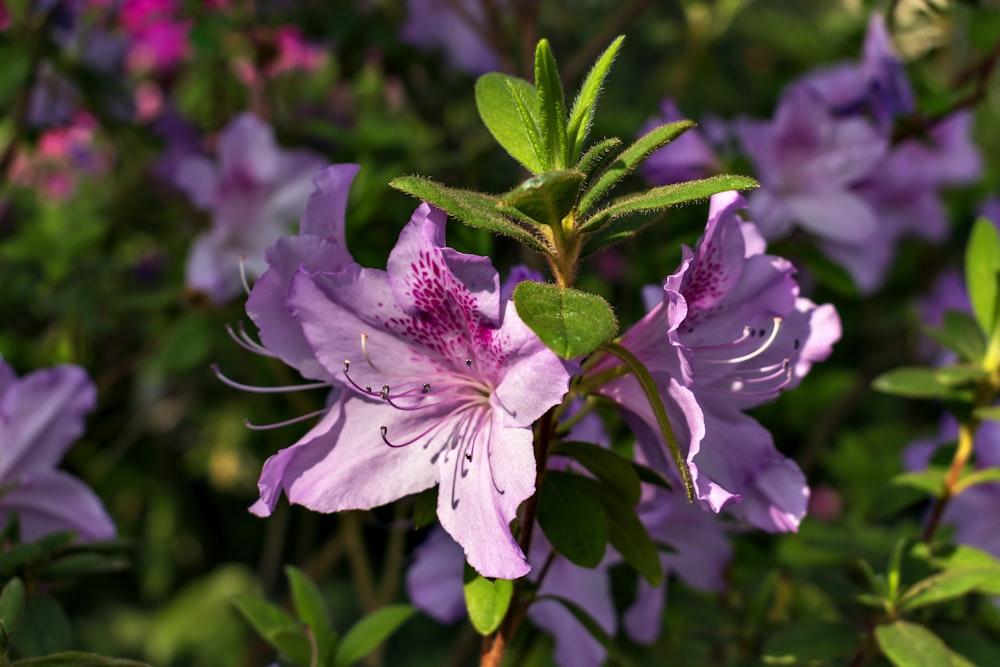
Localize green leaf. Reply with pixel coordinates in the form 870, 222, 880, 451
566, 36, 624, 165
462, 569, 513, 636
933, 364, 988, 386
499, 170, 584, 227
924, 311, 986, 363
581, 174, 759, 234
762, 619, 858, 664
534, 39, 568, 169
898, 568, 1000, 611
36, 553, 129, 581
230, 593, 311, 665
575, 137, 622, 177
475, 73, 544, 173
596, 485, 663, 585
889, 468, 947, 497
537, 471, 608, 568
871, 367, 974, 401
0, 577, 25, 653
629, 460, 672, 490
14, 595, 72, 658
965, 217, 1000, 338
577, 120, 695, 215
875, 621, 975, 667
334, 605, 415, 667
954, 467, 1000, 496
550, 441, 641, 505
533, 595, 625, 663
914, 542, 1000, 571
411, 487, 438, 530
9, 653, 153, 666
389, 176, 549, 253
285, 566, 333, 665
973, 405, 1000, 422
512, 282, 617, 359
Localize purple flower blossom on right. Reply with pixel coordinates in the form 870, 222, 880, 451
592, 191, 840, 531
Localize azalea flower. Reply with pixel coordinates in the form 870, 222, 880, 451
593, 191, 840, 531
173, 112, 326, 304
400, 0, 507, 75
0, 360, 115, 542
243, 201, 573, 579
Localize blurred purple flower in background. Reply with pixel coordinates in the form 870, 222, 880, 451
173, 112, 325, 303
595, 192, 840, 531
0, 360, 115, 542
641, 99, 720, 186
737, 13, 981, 294
401, 0, 506, 74
245, 202, 573, 579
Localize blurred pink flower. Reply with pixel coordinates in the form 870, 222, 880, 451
120, 0, 191, 73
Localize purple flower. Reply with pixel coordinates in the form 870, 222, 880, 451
246, 202, 573, 579
593, 192, 840, 531
401, 0, 506, 75
174, 112, 326, 304
0, 360, 115, 542
623, 489, 731, 643
640, 99, 720, 186
982, 197, 1000, 225
737, 84, 886, 246
803, 14, 914, 128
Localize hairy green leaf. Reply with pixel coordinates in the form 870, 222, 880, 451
537, 471, 608, 567
389, 176, 549, 253
535, 39, 568, 169
499, 170, 583, 227
577, 120, 694, 215
898, 568, 1000, 611
575, 137, 622, 177
512, 282, 617, 359
463, 570, 513, 636
566, 36, 624, 165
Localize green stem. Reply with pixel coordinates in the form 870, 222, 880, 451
599, 341, 694, 501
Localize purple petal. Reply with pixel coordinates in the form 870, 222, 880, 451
783, 192, 878, 243
0, 470, 114, 542
405, 527, 467, 623
173, 156, 219, 210
185, 231, 247, 304
0, 364, 96, 479
299, 164, 361, 242
218, 113, 283, 184
436, 418, 534, 580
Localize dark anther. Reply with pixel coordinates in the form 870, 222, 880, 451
380, 425, 388, 436
793, 339, 801, 350
365, 385, 372, 393
465, 358, 473, 367
343, 360, 351, 372
758, 328, 766, 337
380, 384, 390, 400
465, 451, 472, 461
422, 382, 431, 393
748, 327, 756, 337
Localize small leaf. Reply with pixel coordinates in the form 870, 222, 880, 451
334, 605, 415, 667
934, 364, 988, 386
389, 176, 549, 253
872, 367, 974, 401
575, 137, 622, 177
551, 441, 641, 505
965, 217, 1000, 338
953, 466, 1000, 495
230, 593, 311, 665
411, 487, 438, 530
889, 468, 947, 497
534, 39, 568, 169
462, 569, 513, 636
577, 120, 695, 215
9, 652, 153, 666
597, 485, 663, 585
566, 36, 624, 165
537, 471, 608, 568
898, 568, 1000, 611
14, 595, 73, 658
533, 595, 625, 663
512, 282, 617, 359
475, 73, 544, 173
876, 620, 975, 667
913, 542, 1000, 573
581, 174, 759, 234
924, 310, 986, 363
499, 170, 584, 227
762, 619, 858, 664
285, 566, 334, 664
36, 553, 129, 581
0, 577, 25, 653
973, 405, 1000, 422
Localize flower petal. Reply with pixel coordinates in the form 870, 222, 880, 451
0, 470, 114, 542
299, 164, 361, 242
